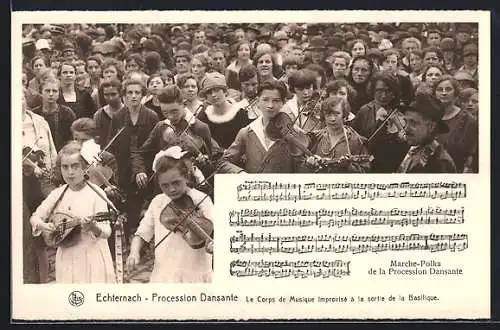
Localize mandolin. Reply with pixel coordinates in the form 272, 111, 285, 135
41, 211, 115, 248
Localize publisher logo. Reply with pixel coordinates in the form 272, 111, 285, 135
68, 291, 84, 307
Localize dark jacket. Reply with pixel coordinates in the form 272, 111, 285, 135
130, 118, 213, 177
57, 89, 97, 119
106, 105, 159, 188
32, 104, 76, 151
397, 139, 457, 173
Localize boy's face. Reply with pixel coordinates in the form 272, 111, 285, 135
241, 76, 259, 99
103, 86, 121, 107
258, 89, 283, 119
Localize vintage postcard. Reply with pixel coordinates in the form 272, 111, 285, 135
11, 10, 490, 320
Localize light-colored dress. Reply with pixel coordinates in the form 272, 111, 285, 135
30, 183, 116, 284
135, 188, 213, 283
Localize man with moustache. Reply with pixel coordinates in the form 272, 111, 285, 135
397, 93, 456, 173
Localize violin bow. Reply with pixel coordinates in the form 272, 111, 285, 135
363, 107, 402, 147
153, 162, 223, 249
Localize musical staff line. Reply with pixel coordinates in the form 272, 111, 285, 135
229, 207, 465, 228
236, 181, 467, 202
229, 232, 468, 254
229, 259, 351, 279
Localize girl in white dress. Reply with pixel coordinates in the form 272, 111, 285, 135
126, 146, 214, 283
30, 141, 116, 283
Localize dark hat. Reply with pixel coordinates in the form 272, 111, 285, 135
344, 31, 355, 42
462, 43, 478, 57
63, 41, 75, 52
440, 38, 455, 51
199, 72, 227, 97
327, 36, 343, 48
246, 24, 261, 34
456, 23, 472, 33
141, 39, 157, 52
307, 36, 326, 50
407, 93, 448, 133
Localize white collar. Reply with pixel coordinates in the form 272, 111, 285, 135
248, 116, 275, 151
284, 95, 299, 118
205, 104, 240, 124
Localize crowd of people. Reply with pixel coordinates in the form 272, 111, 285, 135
21, 22, 479, 284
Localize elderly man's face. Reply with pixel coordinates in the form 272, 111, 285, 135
403, 111, 436, 146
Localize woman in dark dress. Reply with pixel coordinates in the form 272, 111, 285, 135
57, 62, 97, 119
197, 72, 251, 149
346, 55, 376, 115
433, 75, 478, 173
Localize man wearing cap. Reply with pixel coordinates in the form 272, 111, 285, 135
246, 24, 260, 51
397, 93, 456, 173
440, 37, 457, 74
457, 42, 478, 83
306, 36, 333, 82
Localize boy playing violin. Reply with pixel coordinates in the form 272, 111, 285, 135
223, 79, 309, 173
127, 146, 214, 283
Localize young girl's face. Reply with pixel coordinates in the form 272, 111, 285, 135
463, 92, 478, 115
191, 58, 206, 79
351, 42, 365, 58
256, 54, 273, 77
181, 78, 198, 101
73, 131, 93, 144
148, 77, 165, 95
237, 44, 251, 61
158, 167, 188, 200
86, 60, 101, 79
425, 67, 443, 84
324, 103, 344, 128
126, 59, 140, 73
61, 152, 85, 188
33, 58, 47, 76
103, 65, 118, 80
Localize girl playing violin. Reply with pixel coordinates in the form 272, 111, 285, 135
127, 147, 214, 283
306, 96, 371, 173
29, 141, 116, 283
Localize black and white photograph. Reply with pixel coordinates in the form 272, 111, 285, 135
12, 9, 490, 321
19, 19, 481, 285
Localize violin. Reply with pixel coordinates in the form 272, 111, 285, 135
23, 146, 57, 197
297, 91, 325, 132
305, 154, 374, 173
22, 146, 53, 179
80, 139, 126, 204
163, 122, 210, 168
265, 112, 312, 157
159, 194, 213, 251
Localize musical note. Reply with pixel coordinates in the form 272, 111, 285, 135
229, 259, 351, 279
229, 232, 468, 254
228, 207, 465, 228
236, 181, 467, 202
